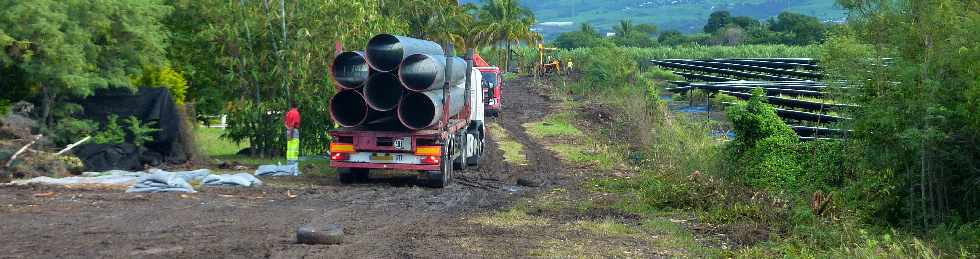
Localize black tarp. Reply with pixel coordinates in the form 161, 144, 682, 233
73, 87, 187, 170
73, 143, 142, 171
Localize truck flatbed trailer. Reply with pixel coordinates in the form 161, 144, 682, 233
328, 47, 485, 188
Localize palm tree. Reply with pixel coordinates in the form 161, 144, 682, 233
473, 0, 540, 72
379, 0, 475, 50
579, 23, 599, 37
613, 19, 634, 38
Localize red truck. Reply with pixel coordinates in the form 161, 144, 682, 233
477, 66, 502, 117
328, 52, 485, 188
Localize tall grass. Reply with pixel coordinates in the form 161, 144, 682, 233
479, 45, 821, 72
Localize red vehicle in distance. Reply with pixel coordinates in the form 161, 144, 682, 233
474, 54, 502, 117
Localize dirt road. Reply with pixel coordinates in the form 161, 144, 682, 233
0, 77, 660, 258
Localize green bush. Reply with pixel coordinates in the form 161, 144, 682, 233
49, 118, 99, 147
0, 99, 10, 115
133, 67, 189, 105
123, 116, 160, 147
712, 92, 739, 106
224, 99, 286, 157
736, 135, 802, 190
725, 88, 802, 190
640, 68, 683, 82
572, 47, 638, 95
93, 115, 126, 145
795, 140, 845, 192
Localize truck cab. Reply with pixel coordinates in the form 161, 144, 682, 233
477, 67, 502, 117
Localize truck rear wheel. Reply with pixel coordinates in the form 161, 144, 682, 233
419, 142, 453, 188
338, 168, 369, 184
419, 159, 452, 188
465, 130, 483, 167
453, 133, 468, 171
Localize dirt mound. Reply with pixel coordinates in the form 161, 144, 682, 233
1, 104, 83, 181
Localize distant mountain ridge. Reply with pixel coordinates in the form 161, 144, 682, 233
463, 0, 846, 37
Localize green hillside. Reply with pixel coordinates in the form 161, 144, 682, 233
466, 0, 846, 35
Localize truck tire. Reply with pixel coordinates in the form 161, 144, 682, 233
421, 141, 454, 188
465, 130, 483, 167
419, 152, 452, 188
453, 133, 467, 170
338, 168, 369, 184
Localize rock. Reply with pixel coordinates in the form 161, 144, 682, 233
516, 176, 542, 187
0, 113, 36, 140
296, 224, 343, 245
9, 101, 34, 115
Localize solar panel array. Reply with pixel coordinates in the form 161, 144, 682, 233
652, 58, 852, 140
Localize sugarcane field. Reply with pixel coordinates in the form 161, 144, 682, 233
1, 1, 979, 258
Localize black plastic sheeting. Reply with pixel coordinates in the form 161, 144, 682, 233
74, 143, 142, 172
73, 87, 187, 170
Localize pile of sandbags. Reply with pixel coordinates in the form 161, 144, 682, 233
329, 34, 469, 130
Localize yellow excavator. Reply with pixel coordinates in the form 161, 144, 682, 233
537, 43, 561, 76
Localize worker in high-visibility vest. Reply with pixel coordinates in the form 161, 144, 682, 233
284, 103, 301, 165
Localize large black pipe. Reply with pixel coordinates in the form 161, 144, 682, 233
366, 34, 444, 72
397, 85, 465, 130
330, 51, 370, 89
363, 72, 404, 112
330, 90, 395, 127
398, 54, 466, 92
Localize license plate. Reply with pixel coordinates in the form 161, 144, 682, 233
350, 152, 419, 164
371, 153, 394, 161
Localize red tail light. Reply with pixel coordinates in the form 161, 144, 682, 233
421, 155, 440, 165
330, 152, 350, 161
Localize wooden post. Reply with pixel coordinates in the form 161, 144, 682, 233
5, 135, 42, 168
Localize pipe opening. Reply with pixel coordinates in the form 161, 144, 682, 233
399, 54, 439, 91
366, 34, 403, 72
398, 92, 437, 130
364, 73, 403, 111
330, 90, 368, 127
331, 52, 370, 89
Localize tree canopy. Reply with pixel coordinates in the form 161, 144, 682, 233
770, 12, 827, 45
554, 24, 605, 49
552, 10, 829, 49
473, 0, 540, 71
823, 0, 980, 227
0, 0, 172, 123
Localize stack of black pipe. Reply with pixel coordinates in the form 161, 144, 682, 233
329, 34, 467, 130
